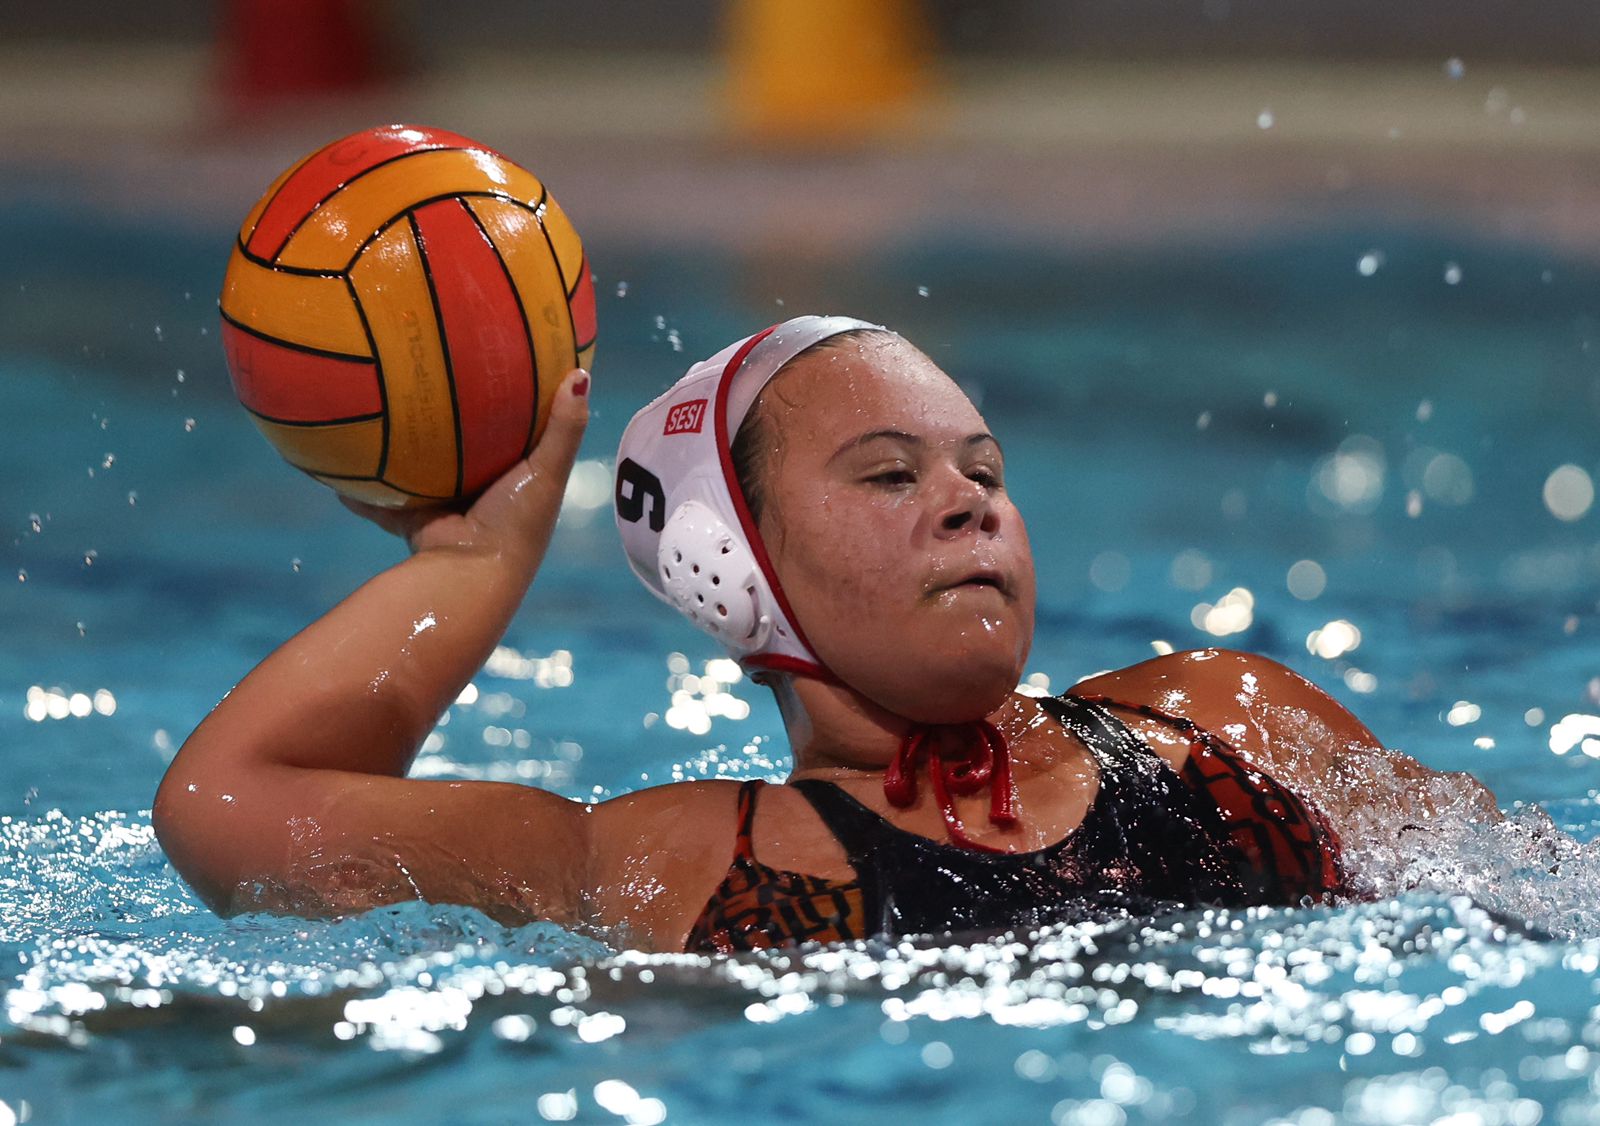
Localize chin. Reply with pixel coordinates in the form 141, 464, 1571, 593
865, 646, 1025, 726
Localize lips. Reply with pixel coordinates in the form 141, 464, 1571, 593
934, 568, 1010, 596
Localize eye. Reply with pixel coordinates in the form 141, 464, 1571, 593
869, 469, 916, 486
968, 467, 1003, 489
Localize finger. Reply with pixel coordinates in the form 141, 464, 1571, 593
339, 494, 411, 538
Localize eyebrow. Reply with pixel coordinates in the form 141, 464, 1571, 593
827, 429, 1002, 464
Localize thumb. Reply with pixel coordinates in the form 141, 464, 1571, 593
468, 370, 590, 548
527, 369, 590, 487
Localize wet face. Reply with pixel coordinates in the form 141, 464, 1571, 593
750, 335, 1037, 724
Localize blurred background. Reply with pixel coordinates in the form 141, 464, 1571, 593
6, 0, 1600, 376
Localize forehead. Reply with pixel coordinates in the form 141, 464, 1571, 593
759, 337, 985, 443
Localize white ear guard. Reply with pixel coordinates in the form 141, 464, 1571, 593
614, 314, 888, 678
657, 500, 774, 652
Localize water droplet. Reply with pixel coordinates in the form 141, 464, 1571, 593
291, 558, 302, 573
153, 324, 164, 341
27, 514, 41, 534
175, 369, 186, 383
1287, 559, 1326, 600
1196, 411, 1212, 431
16, 569, 26, 583
83, 549, 99, 567
127, 491, 137, 506
1263, 390, 1278, 408
1543, 464, 1594, 522
614, 281, 628, 297
1416, 399, 1433, 422
1257, 109, 1274, 130
1445, 57, 1465, 80
1443, 262, 1462, 285
99, 417, 109, 430
77, 621, 87, 636
916, 285, 931, 297
183, 418, 196, 432
101, 453, 115, 470
1357, 250, 1385, 277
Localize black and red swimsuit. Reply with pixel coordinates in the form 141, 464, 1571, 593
686, 693, 1347, 954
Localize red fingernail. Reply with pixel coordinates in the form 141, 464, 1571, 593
572, 374, 590, 398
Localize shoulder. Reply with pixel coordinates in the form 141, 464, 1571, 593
589, 778, 748, 866
585, 778, 751, 948
1067, 648, 1381, 773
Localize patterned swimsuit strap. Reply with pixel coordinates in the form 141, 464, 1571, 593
1075, 693, 1347, 896
731, 779, 766, 862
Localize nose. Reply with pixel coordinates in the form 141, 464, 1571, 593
933, 469, 999, 539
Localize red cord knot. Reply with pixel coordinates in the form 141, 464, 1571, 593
883, 719, 1018, 852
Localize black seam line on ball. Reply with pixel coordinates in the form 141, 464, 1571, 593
265, 146, 475, 262
409, 210, 466, 498
219, 308, 374, 364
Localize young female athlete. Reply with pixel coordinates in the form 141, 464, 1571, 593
153, 316, 1502, 953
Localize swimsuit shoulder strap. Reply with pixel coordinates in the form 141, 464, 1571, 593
730, 778, 765, 862
788, 778, 895, 867
1035, 693, 1153, 786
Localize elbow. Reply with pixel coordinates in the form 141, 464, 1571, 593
151, 763, 238, 916
151, 755, 201, 862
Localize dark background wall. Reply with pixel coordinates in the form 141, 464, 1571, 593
5, 0, 1599, 64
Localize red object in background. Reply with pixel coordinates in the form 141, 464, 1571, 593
219, 0, 393, 108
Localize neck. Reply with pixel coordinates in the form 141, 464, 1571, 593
771, 674, 899, 777
772, 672, 1022, 850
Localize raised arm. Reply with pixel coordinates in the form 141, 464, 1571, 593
153, 371, 600, 924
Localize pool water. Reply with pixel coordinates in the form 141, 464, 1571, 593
2, 206, 1598, 1123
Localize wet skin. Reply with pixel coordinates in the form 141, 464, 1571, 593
152, 349, 1501, 952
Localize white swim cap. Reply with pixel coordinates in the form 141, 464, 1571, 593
614, 315, 887, 681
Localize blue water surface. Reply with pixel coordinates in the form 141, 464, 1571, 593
1, 206, 1598, 1124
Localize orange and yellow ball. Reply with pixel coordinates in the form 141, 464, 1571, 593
220, 124, 596, 508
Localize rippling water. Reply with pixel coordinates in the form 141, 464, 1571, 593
3, 804, 1599, 1124
3, 214, 1599, 1121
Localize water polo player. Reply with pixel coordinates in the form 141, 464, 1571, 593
153, 316, 1504, 952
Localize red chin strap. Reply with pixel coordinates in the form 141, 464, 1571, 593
883, 720, 1018, 852
751, 658, 1019, 851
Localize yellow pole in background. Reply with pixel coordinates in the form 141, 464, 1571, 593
724, 0, 933, 144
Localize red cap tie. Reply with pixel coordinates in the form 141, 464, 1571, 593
883, 720, 1018, 852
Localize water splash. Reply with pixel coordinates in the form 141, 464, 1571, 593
1262, 706, 1600, 940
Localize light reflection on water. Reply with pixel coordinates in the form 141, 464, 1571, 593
0, 802, 1598, 1122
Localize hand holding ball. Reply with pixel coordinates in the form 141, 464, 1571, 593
220, 124, 596, 508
